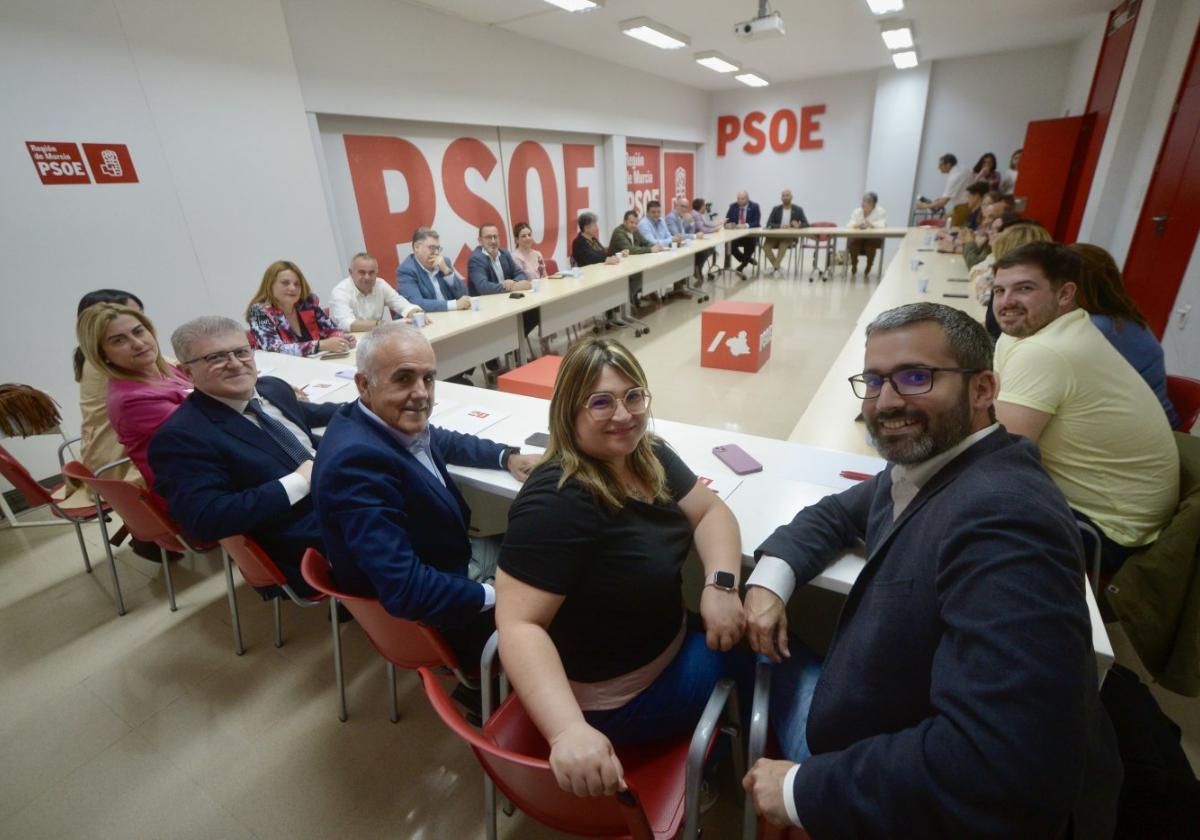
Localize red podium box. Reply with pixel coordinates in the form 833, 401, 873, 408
497, 355, 562, 399
700, 301, 774, 372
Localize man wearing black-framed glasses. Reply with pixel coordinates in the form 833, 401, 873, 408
742, 302, 1120, 837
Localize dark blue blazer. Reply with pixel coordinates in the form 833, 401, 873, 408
757, 429, 1121, 838
726, 200, 761, 227
148, 377, 339, 591
396, 253, 468, 312
311, 401, 508, 627
466, 246, 526, 295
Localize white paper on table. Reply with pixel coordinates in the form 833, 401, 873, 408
298, 379, 350, 403
724, 477, 837, 533
334, 367, 356, 380
433, 404, 508, 436
694, 473, 742, 501
429, 398, 459, 419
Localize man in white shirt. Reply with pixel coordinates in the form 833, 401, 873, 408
845, 191, 888, 276
329, 252, 422, 332
916, 153, 972, 226
741, 302, 1121, 837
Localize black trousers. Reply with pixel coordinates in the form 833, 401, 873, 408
731, 238, 756, 266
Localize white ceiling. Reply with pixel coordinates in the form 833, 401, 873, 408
400, 0, 1113, 90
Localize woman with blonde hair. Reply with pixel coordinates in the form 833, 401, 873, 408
496, 337, 747, 797
77, 303, 191, 509
246, 260, 353, 356
1068, 243, 1180, 428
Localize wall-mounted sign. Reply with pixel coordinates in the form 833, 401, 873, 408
625, 144, 661, 215
26, 141, 139, 184
715, 105, 826, 156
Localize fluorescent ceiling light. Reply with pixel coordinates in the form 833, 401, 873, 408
543, 0, 602, 11
695, 50, 740, 73
619, 17, 690, 50
880, 23, 914, 50
892, 50, 918, 69
866, 0, 905, 14
735, 70, 770, 87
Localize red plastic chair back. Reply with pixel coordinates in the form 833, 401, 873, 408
301, 549, 460, 671
807, 221, 837, 245
917, 218, 947, 227
545, 258, 559, 275
1167, 375, 1200, 433
0, 444, 55, 508
219, 533, 289, 589
418, 667, 658, 839
63, 460, 181, 547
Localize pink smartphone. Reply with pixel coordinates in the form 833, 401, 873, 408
712, 444, 762, 475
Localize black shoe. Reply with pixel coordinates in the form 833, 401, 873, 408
447, 372, 474, 386
130, 538, 182, 563
451, 682, 484, 726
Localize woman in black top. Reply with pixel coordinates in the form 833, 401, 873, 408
497, 337, 746, 798
571, 211, 624, 267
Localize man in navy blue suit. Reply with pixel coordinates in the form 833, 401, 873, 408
725, 190, 761, 274
312, 322, 539, 664
396, 227, 472, 312
466, 223, 531, 295
742, 303, 1121, 837
149, 316, 341, 596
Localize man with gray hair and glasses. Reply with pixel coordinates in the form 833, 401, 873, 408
741, 302, 1121, 836
396, 227, 472, 312
149, 316, 342, 596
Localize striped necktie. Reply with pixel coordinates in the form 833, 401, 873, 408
245, 398, 310, 466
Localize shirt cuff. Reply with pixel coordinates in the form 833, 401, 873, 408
278, 469, 311, 505
783, 763, 803, 827
746, 554, 796, 604
481, 582, 495, 611
401, 304, 421, 317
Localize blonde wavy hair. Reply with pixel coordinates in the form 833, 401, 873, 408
76, 303, 172, 382
245, 260, 312, 319
544, 337, 667, 512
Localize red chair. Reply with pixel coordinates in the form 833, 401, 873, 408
221, 535, 346, 719
799, 222, 838, 282
545, 258, 560, 275
0, 444, 123, 612
1167, 375, 1200, 433
63, 460, 212, 613
301, 548, 473, 723
422, 632, 744, 840
917, 218, 947, 228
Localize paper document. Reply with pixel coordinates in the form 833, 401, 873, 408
695, 474, 742, 501
298, 379, 350, 403
433, 404, 508, 436
429, 398, 459, 420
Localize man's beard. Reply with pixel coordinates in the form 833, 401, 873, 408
867, 389, 973, 465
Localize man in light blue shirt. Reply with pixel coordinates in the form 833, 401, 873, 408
636, 200, 683, 248
665, 196, 699, 241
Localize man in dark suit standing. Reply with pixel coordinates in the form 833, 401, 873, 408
467, 223, 531, 295
396, 227, 472, 312
725, 190, 761, 274
312, 323, 539, 664
742, 303, 1121, 837
149, 316, 341, 595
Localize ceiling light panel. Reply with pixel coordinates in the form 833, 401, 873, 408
694, 50, 740, 73
880, 25, 914, 50
620, 17, 690, 50
543, 0, 602, 11
891, 50, 918, 69
866, 0, 905, 14
735, 71, 770, 87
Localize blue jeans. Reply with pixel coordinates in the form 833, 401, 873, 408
767, 646, 824, 763
584, 626, 751, 747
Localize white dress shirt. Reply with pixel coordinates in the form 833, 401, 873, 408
847, 205, 888, 229
328, 277, 420, 331
942, 165, 972, 207
212, 389, 316, 505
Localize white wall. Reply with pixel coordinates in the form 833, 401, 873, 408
705, 71, 877, 224
0, 0, 338, 479
1061, 15, 1107, 116
1164, 237, 1200, 379
864, 65, 933, 227
914, 45, 1074, 201
282, 0, 709, 144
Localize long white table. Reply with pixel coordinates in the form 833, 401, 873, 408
259, 349, 1114, 676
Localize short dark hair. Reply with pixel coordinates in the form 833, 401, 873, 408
478, 222, 499, 237
691, 197, 705, 211
866, 302, 993, 372
993, 241, 1081, 291
645, 200, 661, 212
577, 212, 597, 232
966, 181, 990, 197
623, 210, 638, 222
940, 153, 958, 166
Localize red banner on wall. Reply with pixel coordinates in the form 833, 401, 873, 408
82, 143, 139, 183
662, 151, 695, 203
26, 141, 90, 184
626, 144, 661, 216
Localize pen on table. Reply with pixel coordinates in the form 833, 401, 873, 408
840, 470, 874, 481
942, 292, 969, 299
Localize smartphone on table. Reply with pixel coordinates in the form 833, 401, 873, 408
713, 444, 762, 475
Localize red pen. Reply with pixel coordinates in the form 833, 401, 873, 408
840, 470, 874, 481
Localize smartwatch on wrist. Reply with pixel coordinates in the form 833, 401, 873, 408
705, 570, 737, 592
500, 446, 521, 469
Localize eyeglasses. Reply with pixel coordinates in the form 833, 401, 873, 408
183, 346, 254, 367
584, 388, 651, 420
848, 366, 980, 399
419, 243, 443, 253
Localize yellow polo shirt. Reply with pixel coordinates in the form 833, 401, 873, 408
995, 308, 1178, 547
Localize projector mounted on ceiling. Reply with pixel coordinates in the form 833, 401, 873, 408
734, 1, 785, 41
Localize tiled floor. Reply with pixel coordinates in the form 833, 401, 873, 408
2, 263, 1195, 838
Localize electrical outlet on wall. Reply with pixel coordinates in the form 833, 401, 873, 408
1177, 304, 1192, 330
